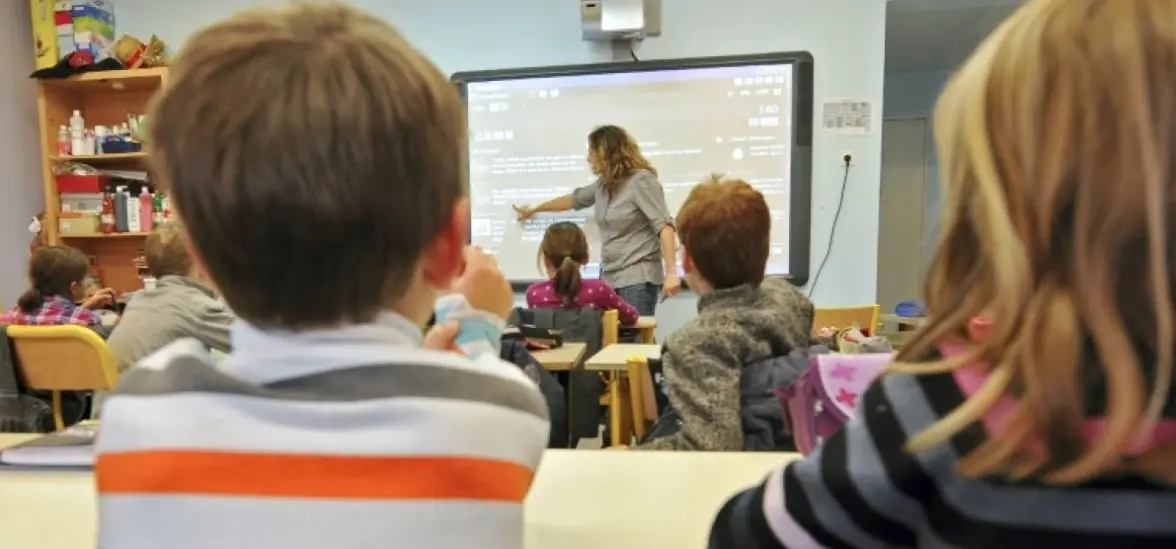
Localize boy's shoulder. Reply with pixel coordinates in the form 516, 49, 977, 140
115, 338, 222, 392
127, 278, 223, 311
759, 277, 813, 311
115, 337, 549, 422
664, 313, 725, 356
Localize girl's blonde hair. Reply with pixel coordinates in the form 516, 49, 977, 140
896, 0, 1176, 484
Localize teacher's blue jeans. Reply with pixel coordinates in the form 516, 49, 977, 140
615, 282, 659, 317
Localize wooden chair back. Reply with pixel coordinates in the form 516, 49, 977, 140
625, 356, 660, 441
602, 309, 619, 346
599, 309, 621, 407
7, 325, 118, 429
813, 305, 881, 335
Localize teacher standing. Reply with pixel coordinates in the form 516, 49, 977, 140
514, 125, 680, 316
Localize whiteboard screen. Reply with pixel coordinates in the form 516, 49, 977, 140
455, 54, 813, 285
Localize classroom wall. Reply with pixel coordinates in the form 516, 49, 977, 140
114, 0, 887, 340
0, 2, 46, 306
883, 69, 951, 261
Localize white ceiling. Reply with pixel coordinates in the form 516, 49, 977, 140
886, 0, 1022, 73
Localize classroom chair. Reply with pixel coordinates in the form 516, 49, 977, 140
813, 305, 881, 335
598, 309, 620, 405
510, 306, 609, 445
7, 325, 118, 430
620, 355, 660, 442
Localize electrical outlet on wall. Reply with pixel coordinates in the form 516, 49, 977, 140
841, 151, 854, 166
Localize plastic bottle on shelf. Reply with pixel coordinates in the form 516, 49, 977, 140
152, 191, 164, 225
94, 126, 107, 154
126, 189, 141, 233
69, 110, 84, 132
56, 126, 71, 156
69, 110, 85, 155
70, 130, 85, 157
113, 186, 129, 233
138, 188, 154, 232
82, 129, 96, 156
100, 191, 116, 234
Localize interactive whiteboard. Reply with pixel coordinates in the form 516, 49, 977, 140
453, 52, 814, 287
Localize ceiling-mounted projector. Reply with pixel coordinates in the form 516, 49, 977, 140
581, 0, 660, 42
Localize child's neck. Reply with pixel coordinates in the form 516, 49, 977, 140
391, 284, 437, 328
689, 277, 714, 295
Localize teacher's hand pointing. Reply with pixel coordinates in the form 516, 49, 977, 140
513, 204, 536, 221
662, 273, 682, 300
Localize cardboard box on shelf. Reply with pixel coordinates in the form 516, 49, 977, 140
60, 192, 104, 213
59, 212, 100, 236
30, 0, 116, 70
56, 173, 109, 194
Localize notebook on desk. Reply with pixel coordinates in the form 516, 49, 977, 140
0, 421, 99, 468
503, 325, 564, 349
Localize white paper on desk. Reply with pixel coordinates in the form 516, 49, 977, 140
0, 422, 98, 467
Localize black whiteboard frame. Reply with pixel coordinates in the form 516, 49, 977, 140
451, 51, 815, 291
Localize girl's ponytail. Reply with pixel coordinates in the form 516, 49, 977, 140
16, 287, 43, 312
553, 256, 582, 306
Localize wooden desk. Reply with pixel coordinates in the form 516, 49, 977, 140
530, 342, 586, 372
633, 316, 656, 344
585, 343, 660, 372
0, 435, 800, 549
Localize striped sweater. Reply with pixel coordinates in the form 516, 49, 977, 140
94, 311, 550, 549
709, 369, 1176, 549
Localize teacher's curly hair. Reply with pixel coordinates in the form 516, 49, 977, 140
587, 125, 657, 195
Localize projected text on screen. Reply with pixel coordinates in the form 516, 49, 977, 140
465, 63, 796, 282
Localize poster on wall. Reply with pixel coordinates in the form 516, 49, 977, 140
821, 99, 874, 135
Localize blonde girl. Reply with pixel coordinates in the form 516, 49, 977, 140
709, 1, 1176, 546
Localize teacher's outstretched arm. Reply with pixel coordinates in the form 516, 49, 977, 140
631, 172, 681, 298
514, 185, 596, 220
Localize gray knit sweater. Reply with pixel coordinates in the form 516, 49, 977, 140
638, 277, 813, 451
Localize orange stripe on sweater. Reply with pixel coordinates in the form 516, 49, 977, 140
97, 451, 533, 501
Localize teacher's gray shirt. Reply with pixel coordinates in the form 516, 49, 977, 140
571, 169, 674, 288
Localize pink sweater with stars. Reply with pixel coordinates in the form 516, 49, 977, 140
524, 279, 639, 325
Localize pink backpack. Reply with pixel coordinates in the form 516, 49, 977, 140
778, 353, 893, 454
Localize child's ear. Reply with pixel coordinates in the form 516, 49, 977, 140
422, 197, 469, 289
681, 247, 694, 274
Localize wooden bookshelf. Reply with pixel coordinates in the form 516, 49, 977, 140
36, 68, 167, 293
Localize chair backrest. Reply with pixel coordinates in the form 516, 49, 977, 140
813, 305, 881, 335
624, 356, 660, 440
509, 307, 607, 440
7, 325, 118, 392
510, 307, 606, 358
601, 309, 619, 347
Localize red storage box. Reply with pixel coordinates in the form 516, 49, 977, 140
56, 174, 109, 194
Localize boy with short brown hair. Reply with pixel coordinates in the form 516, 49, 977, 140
106, 222, 233, 374
93, 4, 548, 548
636, 175, 813, 451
